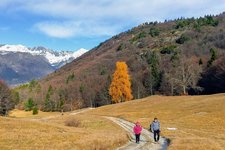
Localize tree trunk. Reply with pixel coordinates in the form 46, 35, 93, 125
89, 99, 93, 108
171, 81, 174, 96
150, 83, 153, 95
70, 99, 73, 111
137, 86, 140, 99
182, 60, 187, 95
183, 85, 186, 95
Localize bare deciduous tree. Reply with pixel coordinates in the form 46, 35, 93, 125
160, 56, 202, 95
175, 58, 202, 95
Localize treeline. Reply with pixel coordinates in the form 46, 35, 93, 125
17, 46, 218, 112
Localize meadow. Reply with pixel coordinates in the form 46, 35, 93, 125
89, 94, 225, 150
1, 94, 225, 150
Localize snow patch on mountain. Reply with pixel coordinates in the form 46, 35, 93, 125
0, 44, 88, 67
0, 44, 30, 53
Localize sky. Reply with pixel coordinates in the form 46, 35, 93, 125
0, 0, 225, 51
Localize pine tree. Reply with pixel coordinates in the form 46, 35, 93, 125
109, 62, 133, 103
24, 98, 34, 111
207, 48, 217, 67
199, 58, 203, 65
146, 51, 160, 94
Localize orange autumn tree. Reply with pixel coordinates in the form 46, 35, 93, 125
109, 61, 133, 103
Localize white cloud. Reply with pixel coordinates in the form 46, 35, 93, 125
2, 0, 225, 38
16, 0, 225, 21
34, 21, 121, 38
35, 22, 76, 38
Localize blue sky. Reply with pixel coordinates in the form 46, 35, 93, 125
0, 0, 225, 51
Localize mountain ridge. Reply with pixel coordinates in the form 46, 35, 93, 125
0, 44, 88, 86
0, 44, 88, 68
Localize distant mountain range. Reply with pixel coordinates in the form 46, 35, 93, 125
0, 44, 87, 86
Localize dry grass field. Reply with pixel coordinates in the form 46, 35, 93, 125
9, 109, 61, 118
0, 109, 127, 150
2, 94, 225, 150
88, 94, 225, 150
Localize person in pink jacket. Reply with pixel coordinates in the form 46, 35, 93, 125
133, 121, 142, 144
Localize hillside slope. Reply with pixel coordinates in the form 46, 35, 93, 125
18, 12, 225, 110
0, 52, 54, 85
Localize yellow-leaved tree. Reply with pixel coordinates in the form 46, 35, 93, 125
109, 61, 133, 103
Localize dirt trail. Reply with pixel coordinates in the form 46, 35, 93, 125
106, 117, 168, 150
21, 108, 169, 149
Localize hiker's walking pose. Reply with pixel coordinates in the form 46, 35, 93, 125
133, 121, 142, 144
150, 118, 160, 142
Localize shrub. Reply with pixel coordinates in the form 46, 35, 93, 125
138, 31, 146, 39
160, 45, 177, 54
43, 94, 55, 112
205, 16, 219, 26
65, 119, 81, 127
24, 98, 34, 111
11, 90, 20, 104
32, 106, 38, 115
175, 20, 190, 29
137, 42, 144, 48
117, 43, 125, 51
176, 34, 190, 44
28, 79, 38, 92
79, 84, 85, 93
170, 51, 179, 62
130, 31, 146, 44
199, 58, 203, 65
66, 73, 75, 84
99, 67, 107, 75
195, 16, 219, 29
149, 27, 160, 37
193, 22, 201, 31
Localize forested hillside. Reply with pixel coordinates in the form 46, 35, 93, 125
17, 12, 225, 111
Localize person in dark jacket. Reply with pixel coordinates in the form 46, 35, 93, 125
150, 117, 160, 142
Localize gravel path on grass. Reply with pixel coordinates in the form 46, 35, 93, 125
106, 117, 168, 150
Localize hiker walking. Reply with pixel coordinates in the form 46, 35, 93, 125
150, 117, 160, 142
133, 121, 142, 144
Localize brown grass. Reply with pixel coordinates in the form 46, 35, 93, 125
88, 94, 225, 150
4, 94, 225, 149
9, 109, 61, 118
1, 111, 128, 150
65, 118, 81, 127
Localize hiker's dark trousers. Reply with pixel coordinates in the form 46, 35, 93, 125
135, 134, 140, 143
153, 130, 160, 142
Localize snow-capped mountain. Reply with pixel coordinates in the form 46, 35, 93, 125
0, 44, 88, 86
0, 44, 88, 68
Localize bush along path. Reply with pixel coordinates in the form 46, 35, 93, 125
106, 117, 169, 150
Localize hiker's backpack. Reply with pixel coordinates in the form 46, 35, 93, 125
149, 123, 153, 132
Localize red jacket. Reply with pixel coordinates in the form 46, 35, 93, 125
133, 124, 142, 134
